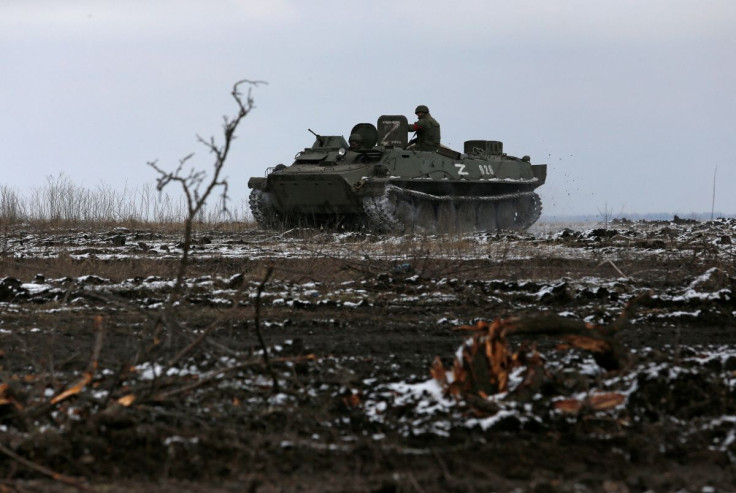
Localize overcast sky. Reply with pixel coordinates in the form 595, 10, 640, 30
2, 0, 735, 218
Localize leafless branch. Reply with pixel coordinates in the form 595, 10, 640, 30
147, 80, 264, 304
255, 265, 279, 392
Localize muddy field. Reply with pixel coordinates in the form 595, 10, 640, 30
0, 218, 735, 492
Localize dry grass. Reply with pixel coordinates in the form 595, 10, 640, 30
0, 176, 255, 230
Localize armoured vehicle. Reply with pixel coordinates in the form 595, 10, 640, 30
248, 115, 546, 233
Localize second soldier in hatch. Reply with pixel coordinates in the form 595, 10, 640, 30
407, 105, 441, 151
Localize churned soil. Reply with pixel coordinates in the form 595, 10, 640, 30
0, 219, 735, 492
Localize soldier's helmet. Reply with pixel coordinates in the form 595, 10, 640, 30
415, 105, 429, 114
348, 133, 363, 147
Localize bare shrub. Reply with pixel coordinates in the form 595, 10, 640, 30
148, 80, 260, 300
0, 185, 24, 226
597, 202, 613, 229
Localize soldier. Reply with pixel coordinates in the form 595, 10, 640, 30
407, 105, 441, 151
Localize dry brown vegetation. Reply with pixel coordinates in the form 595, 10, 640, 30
0, 178, 253, 231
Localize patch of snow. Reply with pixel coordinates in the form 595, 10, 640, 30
21, 283, 53, 294
657, 310, 702, 318
466, 410, 521, 430
268, 393, 293, 405
342, 301, 365, 308
673, 289, 731, 302
164, 436, 200, 446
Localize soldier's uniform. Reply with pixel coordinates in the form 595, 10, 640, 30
408, 105, 441, 151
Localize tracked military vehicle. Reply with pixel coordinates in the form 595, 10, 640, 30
248, 115, 546, 233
